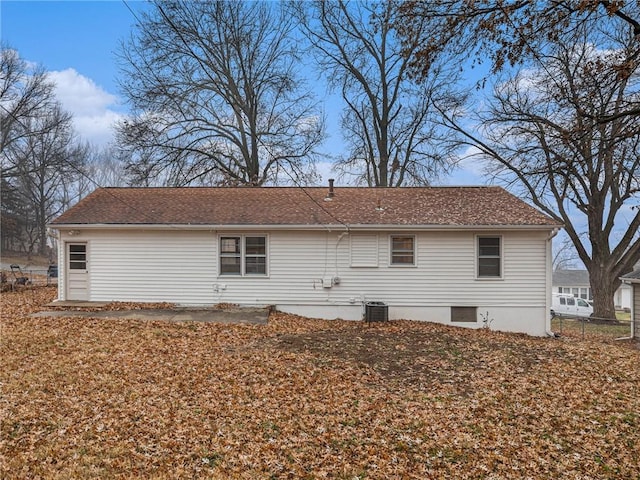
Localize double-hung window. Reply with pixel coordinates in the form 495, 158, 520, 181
477, 236, 501, 278
390, 235, 415, 266
219, 235, 267, 276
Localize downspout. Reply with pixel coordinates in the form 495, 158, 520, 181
546, 228, 560, 337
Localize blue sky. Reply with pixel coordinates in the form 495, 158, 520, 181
2, 1, 146, 147
1, 0, 485, 185
2, 1, 136, 95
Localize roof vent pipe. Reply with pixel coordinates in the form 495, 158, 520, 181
328, 178, 335, 198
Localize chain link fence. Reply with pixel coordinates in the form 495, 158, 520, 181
551, 314, 632, 341
1, 266, 57, 291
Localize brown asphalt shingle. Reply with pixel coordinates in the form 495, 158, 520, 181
51, 186, 560, 227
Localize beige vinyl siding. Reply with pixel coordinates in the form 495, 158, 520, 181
337, 230, 547, 306
56, 228, 549, 334
83, 230, 217, 304
350, 234, 379, 267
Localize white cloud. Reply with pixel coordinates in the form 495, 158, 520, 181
447, 145, 490, 185
48, 68, 123, 147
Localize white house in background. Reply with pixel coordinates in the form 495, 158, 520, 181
552, 269, 632, 310
50, 185, 561, 336
620, 269, 640, 340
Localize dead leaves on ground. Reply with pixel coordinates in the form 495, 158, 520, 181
1, 288, 639, 479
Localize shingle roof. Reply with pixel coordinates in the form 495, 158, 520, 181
51, 186, 560, 228
552, 270, 590, 286
621, 269, 640, 282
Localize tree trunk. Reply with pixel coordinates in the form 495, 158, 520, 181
588, 266, 617, 319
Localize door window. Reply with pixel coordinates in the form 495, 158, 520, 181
68, 244, 87, 270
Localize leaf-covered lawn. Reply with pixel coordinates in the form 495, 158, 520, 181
2, 288, 639, 479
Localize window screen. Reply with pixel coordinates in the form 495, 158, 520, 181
478, 237, 501, 278
220, 236, 266, 276
391, 236, 415, 265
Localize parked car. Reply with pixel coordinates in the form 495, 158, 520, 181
551, 293, 593, 318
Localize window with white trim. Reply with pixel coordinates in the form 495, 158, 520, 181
219, 235, 267, 276
477, 236, 501, 278
390, 235, 415, 266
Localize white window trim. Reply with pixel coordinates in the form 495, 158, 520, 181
475, 234, 503, 280
389, 234, 417, 267
218, 234, 269, 277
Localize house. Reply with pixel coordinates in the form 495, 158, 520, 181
620, 270, 640, 340
50, 185, 562, 336
553, 269, 632, 310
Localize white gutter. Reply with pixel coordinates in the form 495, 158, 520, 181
49, 223, 561, 232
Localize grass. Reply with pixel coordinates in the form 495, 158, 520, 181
617, 310, 631, 322
2, 287, 639, 479
551, 316, 632, 340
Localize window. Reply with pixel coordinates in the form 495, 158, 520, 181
245, 236, 266, 275
580, 288, 588, 300
68, 244, 87, 270
390, 236, 415, 265
219, 235, 267, 276
451, 306, 477, 323
577, 298, 590, 308
572, 288, 579, 297
220, 237, 241, 275
477, 236, 501, 278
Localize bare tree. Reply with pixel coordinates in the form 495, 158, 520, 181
295, 1, 455, 186
5, 103, 87, 254
0, 45, 55, 158
434, 23, 640, 318
553, 235, 580, 272
1, 46, 90, 254
116, 0, 323, 187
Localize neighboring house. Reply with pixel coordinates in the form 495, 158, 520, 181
50, 185, 561, 336
620, 270, 640, 340
553, 269, 632, 310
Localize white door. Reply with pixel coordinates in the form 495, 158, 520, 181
67, 243, 88, 300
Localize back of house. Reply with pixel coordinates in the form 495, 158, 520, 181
50, 185, 561, 336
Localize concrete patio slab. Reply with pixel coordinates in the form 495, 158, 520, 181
32, 307, 269, 325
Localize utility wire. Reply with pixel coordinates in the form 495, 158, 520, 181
148, 0, 351, 231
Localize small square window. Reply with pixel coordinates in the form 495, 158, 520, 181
391, 236, 415, 265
